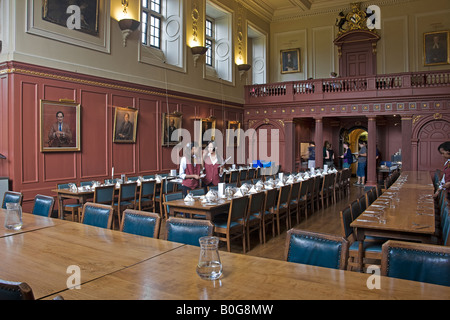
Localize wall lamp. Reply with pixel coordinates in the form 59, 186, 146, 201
191, 46, 208, 67
118, 0, 140, 47
237, 63, 251, 79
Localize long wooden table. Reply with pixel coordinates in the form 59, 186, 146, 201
1, 210, 449, 300
351, 171, 437, 270
165, 198, 231, 220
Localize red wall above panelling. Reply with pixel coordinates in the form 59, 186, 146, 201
1, 61, 243, 209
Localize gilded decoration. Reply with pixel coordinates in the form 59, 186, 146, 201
335, 2, 378, 36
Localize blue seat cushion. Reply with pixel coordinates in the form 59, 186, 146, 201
349, 241, 382, 253
64, 204, 82, 208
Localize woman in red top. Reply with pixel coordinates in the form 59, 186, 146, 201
202, 141, 224, 191
180, 142, 202, 196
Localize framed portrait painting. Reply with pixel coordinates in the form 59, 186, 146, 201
40, 99, 81, 152
226, 121, 241, 147
199, 118, 216, 147
113, 107, 138, 143
162, 112, 182, 147
281, 48, 300, 74
424, 31, 450, 66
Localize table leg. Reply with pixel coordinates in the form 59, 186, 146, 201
58, 195, 64, 220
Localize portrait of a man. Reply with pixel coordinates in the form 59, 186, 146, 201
424, 31, 450, 66
162, 113, 182, 147
40, 100, 81, 152
113, 107, 138, 143
281, 48, 300, 74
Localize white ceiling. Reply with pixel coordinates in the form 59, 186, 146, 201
241, 0, 368, 22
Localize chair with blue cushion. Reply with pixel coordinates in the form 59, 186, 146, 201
238, 169, 248, 186
0, 279, 35, 300
381, 240, 450, 286
57, 183, 81, 221
285, 229, 349, 270
81, 202, 114, 229
245, 192, 264, 250
32, 194, 55, 217
229, 170, 239, 184
358, 194, 367, 213
1, 191, 23, 209
340, 205, 384, 271
165, 217, 213, 246
163, 191, 184, 219
288, 181, 301, 227
273, 185, 291, 235
138, 180, 156, 211
94, 185, 115, 206
213, 196, 249, 253
189, 188, 205, 196
260, 188, 277, 243
113, 182, 137, 228
120, 209, 161, 238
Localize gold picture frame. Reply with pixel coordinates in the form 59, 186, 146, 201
424, 31, 450, 66
281, 48, 301, 74
113, 107, 138, 143
162, 112, 182, 147
199, 118, 216, 147
227, 121, 241, 147
40, 99, 81, 152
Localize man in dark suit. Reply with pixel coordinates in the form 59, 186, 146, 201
116, 113, 134, 140
48, 111, 73, 147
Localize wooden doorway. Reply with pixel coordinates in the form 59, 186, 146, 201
417, 120, 450, 172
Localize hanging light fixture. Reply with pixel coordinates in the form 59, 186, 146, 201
118, 0, 140, 47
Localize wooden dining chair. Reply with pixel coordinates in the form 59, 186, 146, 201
212, 196, 249, 253
288, 181, 301, 227
120, 209, 161, 238
0, 279, 35, 300
245, 192, 264, 250
1, 191, 23, 209
113, 182, 138, 228
57, 183, 81, 221
350, 200, 362, 221
81, 202, 114, 229
229, 170, 239, 184
163, 191, 184, 219
238, 169, 248, 186
312, 176, 322, 212
358, 194, 367, 213
261, 188, 277, 243
31, 194, 55, 217
138, 180, 156, 211
165, 217, 214, 246
273, 185, 291, 235
381, 240, 450, 287
339, 206, 384, 271
284, 229, 349, 270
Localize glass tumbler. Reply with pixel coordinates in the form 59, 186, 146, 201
196, 236, 223, 280
4, 203, 23, 230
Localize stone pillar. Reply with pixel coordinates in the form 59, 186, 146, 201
314, 117, 323, 168
401, 116, 413, 171
284, 120, 295, 173
366, 116, 377, 187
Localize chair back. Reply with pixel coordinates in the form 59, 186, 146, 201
226, 182, 237, 189
165, 217, 214, 246
381, 240, 450, 286
57, 183, 71, 189
313, 176, 322, 196
163, 191, 183, 218
160, 178, 175, 194
339, 205, 355, 241
298, 180, 309, 200
190, 188, 205, 196
120, 209, 161, 238
350, 200, 361, 220
442, 206, 449, 246
31, 195, 55, 217
94, 185, 115, 205
139, 180, 156, 209
2, 191, 23, 209
0, 279, 35, 300
264, 188, 278, 213
358, 195, 367, 212
285, 229, 348, 270
366, 188, 376, 206
81, 202, 114, 229
277, 185, 291, 209
119, 182, 137, 202
80, 181, 93, 187
228, 196, 249, 224
229, 170, 239, 183
247, 168, 256, 180
290, 181, 301, 203
248, 192, 265, 218
239, 169, 248, 184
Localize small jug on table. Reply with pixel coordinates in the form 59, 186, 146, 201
4, 203, 23, 230
196, 236, 222, 280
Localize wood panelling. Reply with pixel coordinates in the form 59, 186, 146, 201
1, 62, 243, 207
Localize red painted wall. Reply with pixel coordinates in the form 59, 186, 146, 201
0, 62, 243, 210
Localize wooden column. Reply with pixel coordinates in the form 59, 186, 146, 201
366, 116, 377, 187
314, 117, 323, 168
401, 116, 413, 171
284, 120, 295, 173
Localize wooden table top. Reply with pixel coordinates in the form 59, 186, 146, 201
46, 244, 450, 300
0, 220, 183, 299
0, 209, 68, 238
351, 171, 435, 235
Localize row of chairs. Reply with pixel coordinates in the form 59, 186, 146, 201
283, 228, 450, 287
2, 191, 55, 218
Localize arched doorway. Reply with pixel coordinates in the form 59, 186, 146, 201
416, 119, 450, 172
340, 126, 367, 173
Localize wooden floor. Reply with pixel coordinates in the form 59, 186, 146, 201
159, 177, 368, 261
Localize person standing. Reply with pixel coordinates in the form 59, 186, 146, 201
179, 142, 202, 196
308, 141, 316, 169
433, 141, 450, 201
354, 140, 367, 186
202, 141, 224, 191
323, 141, 335, 168
340, 142, 353, 169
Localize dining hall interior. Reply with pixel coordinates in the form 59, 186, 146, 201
0, 0, 449, 301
